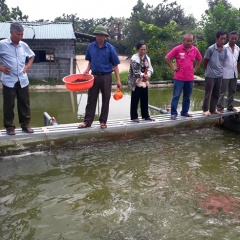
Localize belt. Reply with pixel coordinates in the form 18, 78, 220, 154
92, 72, 112, 76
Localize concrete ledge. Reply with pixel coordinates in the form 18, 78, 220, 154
1, 109, 239, 156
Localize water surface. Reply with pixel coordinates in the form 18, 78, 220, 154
1, 128, 240, 239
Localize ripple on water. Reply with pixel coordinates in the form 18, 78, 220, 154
1, 129, 240, 239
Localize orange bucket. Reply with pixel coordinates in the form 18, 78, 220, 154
63, 74, 94, 92
113, 89, 123, 100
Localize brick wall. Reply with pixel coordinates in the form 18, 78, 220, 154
26, 39, 76, 80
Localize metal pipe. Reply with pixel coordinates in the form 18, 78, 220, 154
43, 112, 58, 126
148, 105, 169, 114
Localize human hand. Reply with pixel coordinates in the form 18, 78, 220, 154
23, 65, 31, 73
83, 69, 89, 75
143, 74, 149, 81
173, 66, 180, 72
1, 66, 11, 74
117, 80, 122, 89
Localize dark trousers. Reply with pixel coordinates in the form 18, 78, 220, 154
202, 77, 222, 112
217, 77, 237, 110
130, 86, 150, 119
3, 81, 31, 129
84, 74, 112, 125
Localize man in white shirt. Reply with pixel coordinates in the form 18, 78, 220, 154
217, 31, 240, 112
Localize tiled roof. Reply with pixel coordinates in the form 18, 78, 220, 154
0, 22, 76, 39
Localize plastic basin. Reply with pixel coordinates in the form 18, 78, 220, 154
63, 74, 94, 92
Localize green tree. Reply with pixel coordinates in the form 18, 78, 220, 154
0, 0, 10, 21
123, 0, 198, 55
0, 0, 28, 21
200, 0, 240, 46
140, 21, 182, 80
10, 6, 28, 21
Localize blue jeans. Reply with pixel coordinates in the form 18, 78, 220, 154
171, 80, 193, 116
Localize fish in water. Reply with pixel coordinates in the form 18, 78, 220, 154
196, 186, 240, 217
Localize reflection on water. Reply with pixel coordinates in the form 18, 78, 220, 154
1, 128, 240, 239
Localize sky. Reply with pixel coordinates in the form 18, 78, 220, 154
4, 0, 240, 22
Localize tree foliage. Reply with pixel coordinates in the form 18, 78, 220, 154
200, 0, 240, 45
0, 0, 28, 21
140, 21, 182, 80
122, 0, 197, 55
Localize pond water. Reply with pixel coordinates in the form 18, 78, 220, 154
1, 86, 240, 239
1, 128, 240, 239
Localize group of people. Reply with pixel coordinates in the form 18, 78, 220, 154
166, 30, 239, 120
0, 23, 239, 135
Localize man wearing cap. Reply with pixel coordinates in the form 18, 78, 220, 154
0, 22, 35, 135
78, 25, 122, 129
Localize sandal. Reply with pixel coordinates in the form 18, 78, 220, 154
100, 122, 107, 129
22, 127, 34, 133
6, 127, 16, 135
78, 123, 91, 128
132, 118, 140, 123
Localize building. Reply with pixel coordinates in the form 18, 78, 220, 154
0, 22, 77, 81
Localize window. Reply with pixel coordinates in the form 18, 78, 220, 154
33, 48, 55, 63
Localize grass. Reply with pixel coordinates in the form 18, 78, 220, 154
29, 76, 64, 85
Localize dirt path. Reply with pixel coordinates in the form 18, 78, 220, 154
76, 55, 130, 73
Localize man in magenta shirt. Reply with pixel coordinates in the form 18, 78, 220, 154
165, 33, 202, 120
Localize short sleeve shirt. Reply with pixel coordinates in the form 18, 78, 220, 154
204, 43, 227, 78
166, 44, 202, 81
223, 43, 239, 79
85, 40, 120, 73
0, 38, 35, 88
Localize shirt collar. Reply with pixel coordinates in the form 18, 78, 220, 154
7, 37, 20, 47
94, 40, 107, 48
181, 44, 193, 51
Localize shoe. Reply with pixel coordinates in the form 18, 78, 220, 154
171, 115, 177, 120
100, 122, 107, 129
145, 117, 155, 121
211, 110, 221, 114
6, 127, 16, 135
227, 107, 237, 112
203, 111, 211, 116
181, 113, 193, 117
78, 122, 91, 128
22, 127, 34, 133
132, 118, 140, 123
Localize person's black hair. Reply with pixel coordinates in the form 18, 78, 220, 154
229, 31, 239, 36
136, 41, 146, 50
216, 30, 227, 39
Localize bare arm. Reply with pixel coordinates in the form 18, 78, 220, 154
23, 56, 34, 73
203, 58, 208, 69
83, 61, 91, 74
165, 57, 179, 72
193, 59, 202, 73
113, 65, 122, 89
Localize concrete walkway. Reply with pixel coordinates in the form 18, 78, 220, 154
1, 108, 239, 155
